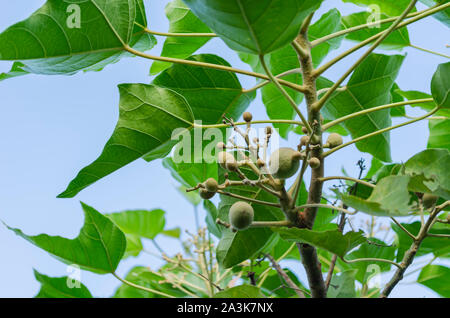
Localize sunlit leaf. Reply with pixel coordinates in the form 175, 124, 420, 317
418, 265, 450, 298
34, 270, 93, 298
106, 209, 166, 240
6, 203, 126, 274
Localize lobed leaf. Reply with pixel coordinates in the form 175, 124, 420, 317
5, 202, 126, 274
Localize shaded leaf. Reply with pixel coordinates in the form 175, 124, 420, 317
184, 0, 322, 54
428, 119, 450, 151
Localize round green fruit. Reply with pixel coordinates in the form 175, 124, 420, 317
218, 151, 236, 170
309, 157, 321, 169
326, 133, 343, 148
422, 193, 438, 209
229, 201, 254, 230
269, 147, 302, 179
205, 178, 218, 192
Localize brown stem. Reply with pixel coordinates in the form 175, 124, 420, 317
266, 254, 306, 298
294, 33, 327, 298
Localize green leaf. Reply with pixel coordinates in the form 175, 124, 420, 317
431, 62, 450, 108
177, 186, 202, 206
342, 12, 410, 50
163, 157, 217, 189
34, 270, 93, 298
213, 285, 264, 298
346, 238, 396, 283
389, 83, 406, 117
418, 0, 450, 28
404, 148, 450, 200
6, 202, 126, 274
339, 175, 414, 216
150, 0, 212, 74
123, 234, 143, 259
428, 119, 450, 151
0, 62, 28, 82
342, 0, 416, 16
183, 0, 323, 54
161, 227, 182, 239
0, 0, 155, 76
327, 270, 357, 298
114, 266, 186, 298
153, 54, 254, 125
320, 53, 405, 162
393, 221, 450, 261
417, 265, 450, 297
59, 84, 194, 198
273, 228, 366, 258
106, 209, 166, 240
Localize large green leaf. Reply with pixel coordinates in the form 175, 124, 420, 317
273, 228, 366, 258
342, 12, 410, 50
431, 62, 450, 108
59, 84, 194, 198
417, 265, 450, 297
428, 119, 450, 151
150, 0, 213, 75
183, 0, 322, 54
404, 148, 450, 200
339, 175, 414, 216
123, 234, 143, 259
394, 89, 449, 116
0, 0, 155, 76
342, 0, 416, 16
320, 53, 405, 162
6, 203, 126, 274
213, 285, 264, 298
34, 270, 93, 298
163, 158, 217, 189
327, 270, 357, 298
106, 209, 166, 239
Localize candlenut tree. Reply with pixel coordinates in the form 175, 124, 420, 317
1, 0, 449, 298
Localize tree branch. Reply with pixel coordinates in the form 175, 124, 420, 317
266, 254, 306, 298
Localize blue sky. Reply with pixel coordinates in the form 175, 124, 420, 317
0, 1, 448, 298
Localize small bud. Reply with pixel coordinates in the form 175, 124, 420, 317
301, 126, 308, 134
310, 134, 321, 145
309, 157, 321, 169
265, 126, 272, 135
243, 112, 253, 122
300, 135, 309, 146
326, 133, 343, 148
256, 158, 265, 168
226, 161, 239, 172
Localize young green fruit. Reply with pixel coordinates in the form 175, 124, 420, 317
229, 201, 254, 230
422, 193, 438, 209
326, 133, 343, 148
269, 147, 302, 179
205, 178, 218, 192
200, 188, 215, 200
309, 157, 321, 169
